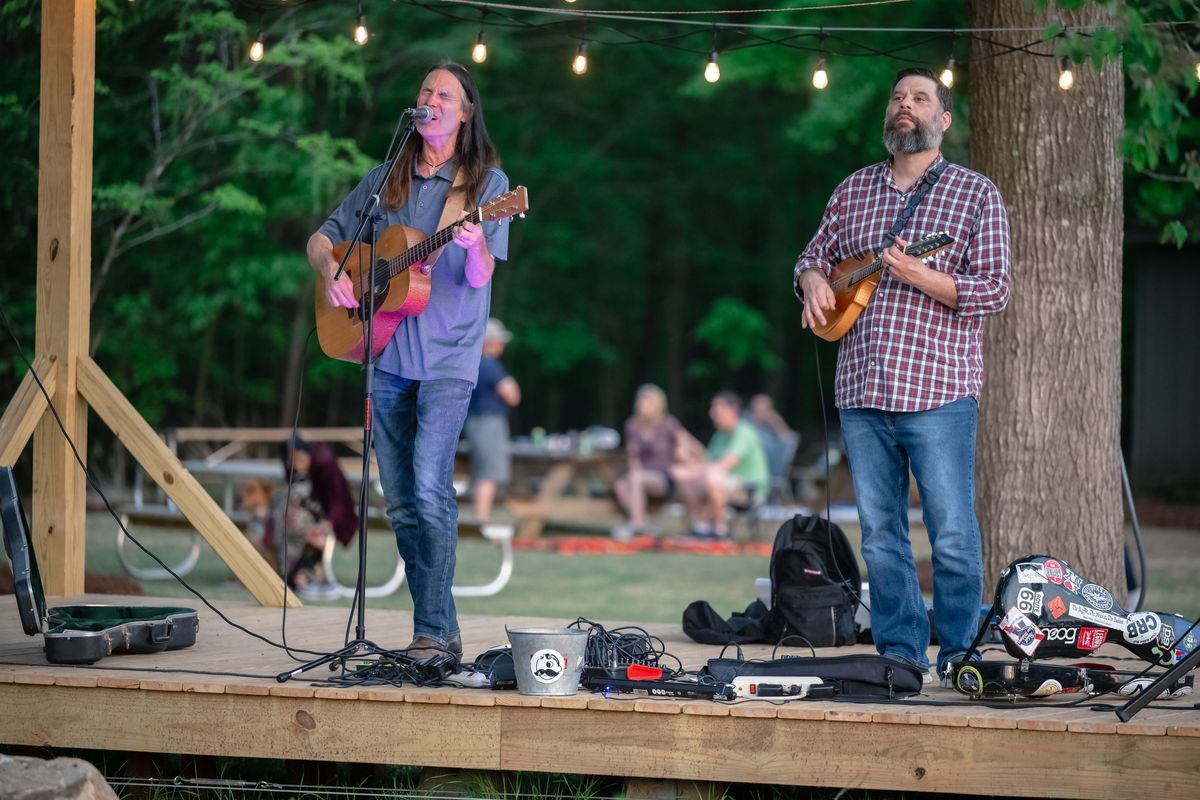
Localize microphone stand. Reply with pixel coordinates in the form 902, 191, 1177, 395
277, 110, 419, 682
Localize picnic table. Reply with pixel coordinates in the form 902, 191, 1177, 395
458, 438, 625, 539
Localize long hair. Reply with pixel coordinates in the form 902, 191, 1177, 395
382, 61, 500, 213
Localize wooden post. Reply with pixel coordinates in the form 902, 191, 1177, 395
0, 0, 298, 607
77, 358, 299, 607
31, 0, 96, 596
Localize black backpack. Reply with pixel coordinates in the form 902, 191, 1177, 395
768, 514, 861, 647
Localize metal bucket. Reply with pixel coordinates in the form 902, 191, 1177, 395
506, 627, 589, 696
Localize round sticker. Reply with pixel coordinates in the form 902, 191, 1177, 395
1042, 559, 1064, 585
1124, 612, 1161, 645
530, 648, 567, 683
1081, 584, 1114, 611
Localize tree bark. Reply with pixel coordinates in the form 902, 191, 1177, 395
969, 1, 1125, 597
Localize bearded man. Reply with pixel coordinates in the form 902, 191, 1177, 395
793, 67, 1011, 683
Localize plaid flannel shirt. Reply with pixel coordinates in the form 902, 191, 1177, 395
794, 156, 1011, 412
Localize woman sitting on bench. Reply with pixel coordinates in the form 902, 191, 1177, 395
269, 437, 359, 599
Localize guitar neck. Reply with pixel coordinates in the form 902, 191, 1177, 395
839, 238, 944, 290
383, 207, 484, 280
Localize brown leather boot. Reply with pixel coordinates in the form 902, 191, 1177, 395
403, 634, 463, 662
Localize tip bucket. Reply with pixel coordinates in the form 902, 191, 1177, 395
506, 627, 589, 696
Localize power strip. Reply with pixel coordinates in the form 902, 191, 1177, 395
731, 676, 831, 699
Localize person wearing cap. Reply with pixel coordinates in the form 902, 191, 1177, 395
464, 318, 521, 520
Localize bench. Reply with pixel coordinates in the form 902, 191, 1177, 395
115, 500, 513, 598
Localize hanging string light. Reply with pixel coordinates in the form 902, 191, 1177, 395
249, 25, 265, 63
572, 41, 588, 75
1058, 57, 1074, 90
812, 56, 828, 90
940, 56, 956, 88
472, 30, 488, 63
471, 10, 489, 64
1194, 59, 1199, 83
705, 50, 720, 83
354, 3, 369, 46
704, 28, 720, 83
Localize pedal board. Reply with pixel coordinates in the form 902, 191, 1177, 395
730, 676, 834, 699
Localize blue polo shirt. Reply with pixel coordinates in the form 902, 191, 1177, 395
318, 159, 510, 384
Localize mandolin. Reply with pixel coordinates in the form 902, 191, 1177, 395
315, 186, 529, 362
806, 231, 954, 342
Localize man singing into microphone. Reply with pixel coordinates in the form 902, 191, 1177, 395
306, 62, 510, 661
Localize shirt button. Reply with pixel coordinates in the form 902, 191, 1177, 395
420, 184, 427, 191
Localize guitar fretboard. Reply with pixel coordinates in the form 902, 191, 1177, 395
373, 207, 486, 285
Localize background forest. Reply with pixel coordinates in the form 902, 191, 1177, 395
1, 0, 1197, 493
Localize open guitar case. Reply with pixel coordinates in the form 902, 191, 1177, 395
2, 466, 199, 665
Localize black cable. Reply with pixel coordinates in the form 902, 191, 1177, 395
0, 303, 331, 659
810, 333, 869, 615
1120, 450, 1148, 611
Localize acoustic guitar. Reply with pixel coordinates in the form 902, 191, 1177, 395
806, 231, 954, 342
315, 186, 529, 362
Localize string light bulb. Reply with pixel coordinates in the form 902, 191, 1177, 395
249, 29, 265, 62
1058, 58, 1074, 91
572, 42, 588, 75
812, 57, 828, 90
354, 14, 368, 45
472, 30, 488, 64
940, 56, 955, 88
1194, 60, 1199, 83
705, 50, 720, 83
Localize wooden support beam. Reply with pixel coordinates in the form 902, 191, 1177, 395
31, 0, 97, 596
78, 356, 299, 607
0, 356, 57, 466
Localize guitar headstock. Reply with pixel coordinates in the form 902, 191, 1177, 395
906, 231, 954, 258
480, 186, 529, 223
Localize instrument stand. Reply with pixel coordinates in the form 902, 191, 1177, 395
277, 114, 418, 683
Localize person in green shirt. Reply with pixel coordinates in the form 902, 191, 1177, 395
671, 392, 770, 540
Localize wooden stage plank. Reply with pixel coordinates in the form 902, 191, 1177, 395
1, 595, 1199, 800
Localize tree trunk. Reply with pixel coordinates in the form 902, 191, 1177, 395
969, 1, 1125, 598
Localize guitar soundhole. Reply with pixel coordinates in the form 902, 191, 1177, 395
351, 283, 391, 323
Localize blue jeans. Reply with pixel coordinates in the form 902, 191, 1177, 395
372, 371, 473, 646
840, 397, 982, 675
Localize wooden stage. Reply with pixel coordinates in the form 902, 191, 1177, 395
1, 596, 1199, 799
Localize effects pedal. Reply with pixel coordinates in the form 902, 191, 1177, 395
730, 676, 832, 699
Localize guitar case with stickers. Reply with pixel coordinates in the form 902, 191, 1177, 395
949, 554, 1197, 699
1, 466, 199, 665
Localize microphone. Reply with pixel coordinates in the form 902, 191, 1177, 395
404, 106, 434, 121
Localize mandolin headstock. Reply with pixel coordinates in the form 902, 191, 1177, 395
905, 231, 954, 258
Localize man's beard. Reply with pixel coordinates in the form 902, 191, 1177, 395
882, 112, 943, 155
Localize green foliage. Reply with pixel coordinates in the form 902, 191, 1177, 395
691, 298, 781, 379
0, 0, 1196, 452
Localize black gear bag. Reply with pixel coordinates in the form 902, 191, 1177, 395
768, 514, 861, 647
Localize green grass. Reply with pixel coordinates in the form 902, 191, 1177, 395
79, 512, 1200, 627
82, 512, 772, 626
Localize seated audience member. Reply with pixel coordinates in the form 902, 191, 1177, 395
672, 392, 769, 540
270, 437, 359, 598
746, 393, 800, 500
613, 384, 701, 539
463, 318, 521, 520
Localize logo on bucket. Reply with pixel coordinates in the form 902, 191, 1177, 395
530, 648, 567, 683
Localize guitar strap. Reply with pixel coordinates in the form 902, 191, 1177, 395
422, 166, 469, 271
881, 159, 949, 250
